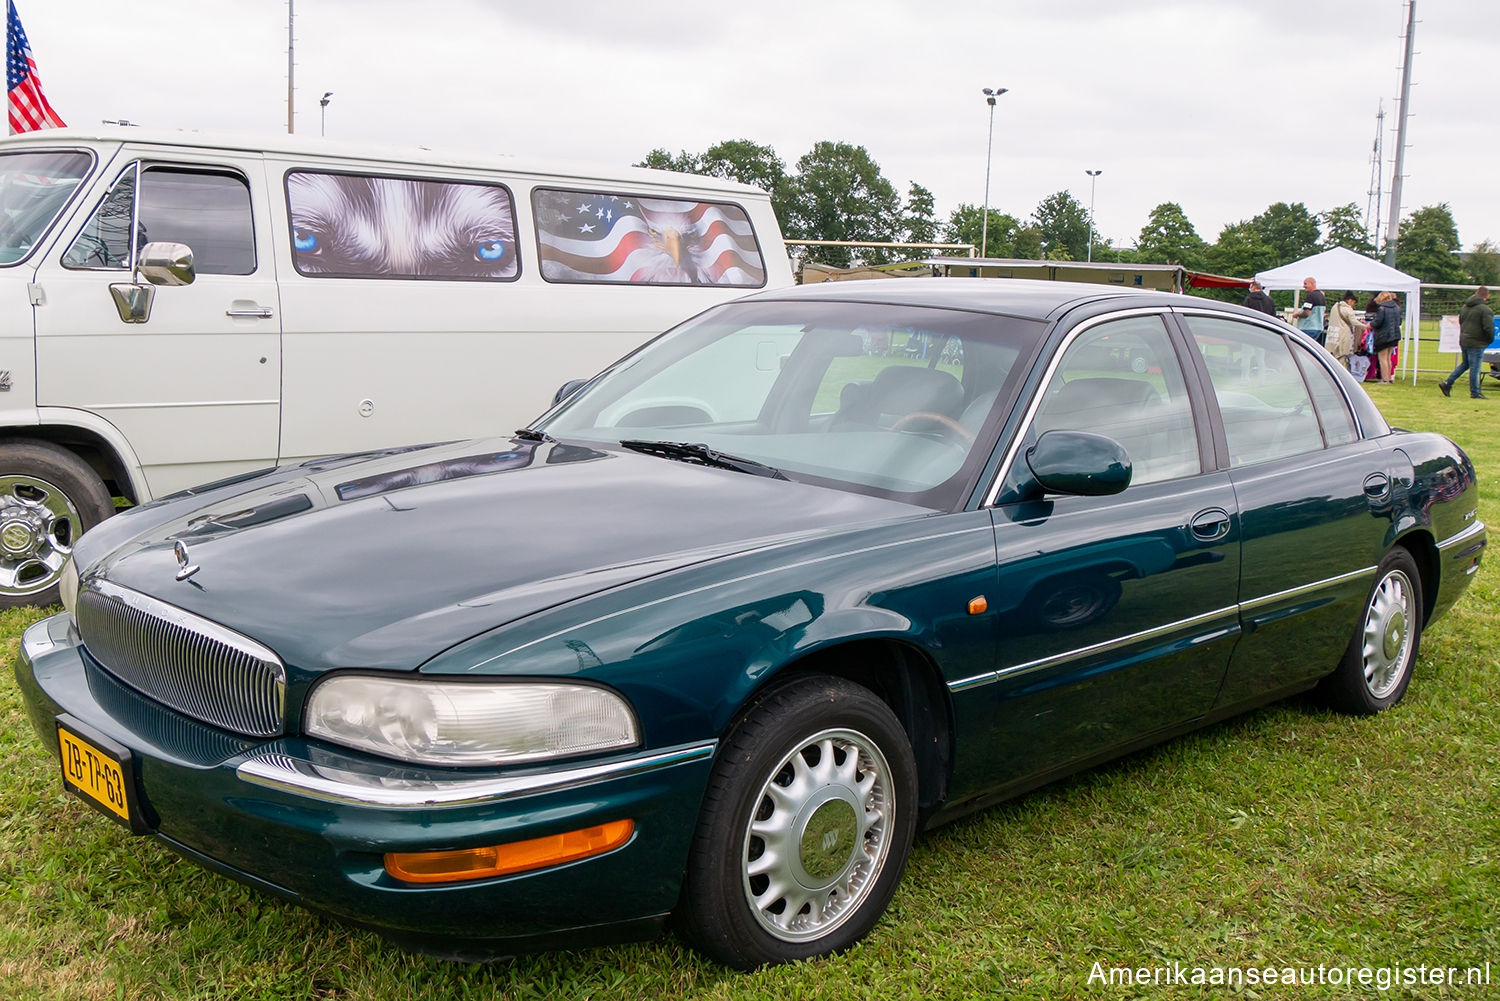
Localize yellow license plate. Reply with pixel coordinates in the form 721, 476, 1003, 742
57, 722, 133, 826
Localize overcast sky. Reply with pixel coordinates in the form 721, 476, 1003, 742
16, 0, 1495, 254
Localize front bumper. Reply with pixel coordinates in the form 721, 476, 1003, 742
15, 613, 716, 956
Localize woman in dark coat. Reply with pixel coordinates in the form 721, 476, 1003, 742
1369, 291, 1403, 383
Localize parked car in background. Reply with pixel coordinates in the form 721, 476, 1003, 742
0, 127, 790, 605
16, 279, 1484, 968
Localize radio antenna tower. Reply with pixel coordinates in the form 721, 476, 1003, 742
1384, 0, 1416, 266
1365, 103, 1385, 250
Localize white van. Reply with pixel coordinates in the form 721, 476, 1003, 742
0, 127, 792, 605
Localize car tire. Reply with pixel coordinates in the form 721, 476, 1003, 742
677, 675, 918, 969
1317, 548, 1423, 716
0, 441, 114, 608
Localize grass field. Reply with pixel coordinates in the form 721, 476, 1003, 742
3, 383, 1497, 1000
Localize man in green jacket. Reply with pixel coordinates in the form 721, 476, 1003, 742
1439, 286, 1494, 400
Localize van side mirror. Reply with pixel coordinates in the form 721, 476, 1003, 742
109, 242, 196, 324
1024, 430, 1132, 497
137, 242, 196, 287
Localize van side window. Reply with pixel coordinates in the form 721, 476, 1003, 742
285, 171, 519, 280
64, 167, 256, 275
533, 187, 766, 287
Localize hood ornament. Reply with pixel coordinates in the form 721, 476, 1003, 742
174, 540, 200, 582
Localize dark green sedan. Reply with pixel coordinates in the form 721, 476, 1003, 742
15, 280, 1486, 968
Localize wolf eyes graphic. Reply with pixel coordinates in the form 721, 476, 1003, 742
287, 173, 518, 279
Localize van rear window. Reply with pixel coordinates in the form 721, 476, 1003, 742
286, 171, 519, 281
533, 187, 765, 288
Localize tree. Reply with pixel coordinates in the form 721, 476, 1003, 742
1467, 239, 1500, 287
902, 183, 939, 256
636, 148, 699, 173
1320, 203, 1375, 256
1135, 202, 1205, 267
1031, 190, 1092, 261
1200, 220, 1281, 303
781, 141, 901, 267
1394, 204, 1465, 283
943, 204, 1040, 259
1248, 202, 1320, 264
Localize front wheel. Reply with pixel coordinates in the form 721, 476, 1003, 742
677, 676, 918, 969
0, 441, 114, 608
1317, 548, 1424, 715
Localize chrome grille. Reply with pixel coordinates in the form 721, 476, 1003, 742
76, 580, 286, 738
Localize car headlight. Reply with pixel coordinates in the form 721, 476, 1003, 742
59, 558, 79, 617
303, 676, 640, 766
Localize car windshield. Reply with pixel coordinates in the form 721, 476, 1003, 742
539, 299, 1044, 508
0, 150, 92, 265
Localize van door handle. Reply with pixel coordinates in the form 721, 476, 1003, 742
1189, 507, 1231, 542
226, 306, 274, 319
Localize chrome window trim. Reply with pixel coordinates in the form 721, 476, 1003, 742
981, 306, 1173, 508
236, 740, 718, 808
948, 604, 1240, 693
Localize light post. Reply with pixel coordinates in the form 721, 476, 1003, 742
319, 92, 333, 137
1085, 169, 1102, 262
981, 87, 1008, 259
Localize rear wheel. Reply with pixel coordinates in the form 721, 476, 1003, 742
1317, 548, 1423, 715
0, 441, 114, 608
677, 676, 918, 969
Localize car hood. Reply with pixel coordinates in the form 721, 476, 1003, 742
84, 438, 924, 674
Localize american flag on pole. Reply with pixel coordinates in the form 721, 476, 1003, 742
535, 189, 765, 286
7, 1, 65, 134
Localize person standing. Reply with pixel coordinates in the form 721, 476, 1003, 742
1242, 280, 1277, 316
1325, 291, 1361, 369
1369, 291, 1403, 383
1438, 286, 1493, 399
1295, 277, 1327, 345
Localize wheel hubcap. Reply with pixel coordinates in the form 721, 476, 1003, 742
0, 475, 81, 595
1363, 569, 1414, 700
742, 728, 893, 943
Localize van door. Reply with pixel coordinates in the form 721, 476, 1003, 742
32, 153, 281, 499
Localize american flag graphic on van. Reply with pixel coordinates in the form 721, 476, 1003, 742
533, 189, 765, 287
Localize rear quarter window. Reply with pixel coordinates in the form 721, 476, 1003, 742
532, 186, 766, 287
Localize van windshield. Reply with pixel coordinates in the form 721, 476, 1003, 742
0, 151, 92, 265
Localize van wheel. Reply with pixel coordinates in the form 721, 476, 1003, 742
0, 442, 114, 608
677, 676, 917, 969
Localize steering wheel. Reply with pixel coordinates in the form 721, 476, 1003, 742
889, 410, 975, 443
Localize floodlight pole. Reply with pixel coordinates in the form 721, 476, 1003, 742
981, 87, 1008, 260
1085, 169, 1103, 262
320, 92, 332, 136
1384, 0, 1416, 266
286, 0, 296, 134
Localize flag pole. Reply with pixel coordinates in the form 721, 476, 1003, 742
286, 0, 295, 134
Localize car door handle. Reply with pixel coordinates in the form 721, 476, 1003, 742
226, 306, 274, 319
1363, 473, 1390, 498
1189, 507, 1231, 542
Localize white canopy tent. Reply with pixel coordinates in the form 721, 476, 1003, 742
1256, 247, 1423, 382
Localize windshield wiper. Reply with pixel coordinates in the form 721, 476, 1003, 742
513, 427, 557, 443
619, 439, 789, 480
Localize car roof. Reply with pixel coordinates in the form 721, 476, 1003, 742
737, 277, 1204, 322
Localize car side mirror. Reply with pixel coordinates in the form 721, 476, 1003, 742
137, 242, 196, 287
553, 379, 588, 406
1024, 430, 1132, 497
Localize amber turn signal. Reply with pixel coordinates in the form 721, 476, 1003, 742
968, 595, 988, 615
385, 819, 634, 884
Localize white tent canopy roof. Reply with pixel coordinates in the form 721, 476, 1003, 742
1255, 246, 1419, 293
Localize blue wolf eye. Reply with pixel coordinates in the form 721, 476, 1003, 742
475, 240, 506, 262
293, 228, 319, 252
